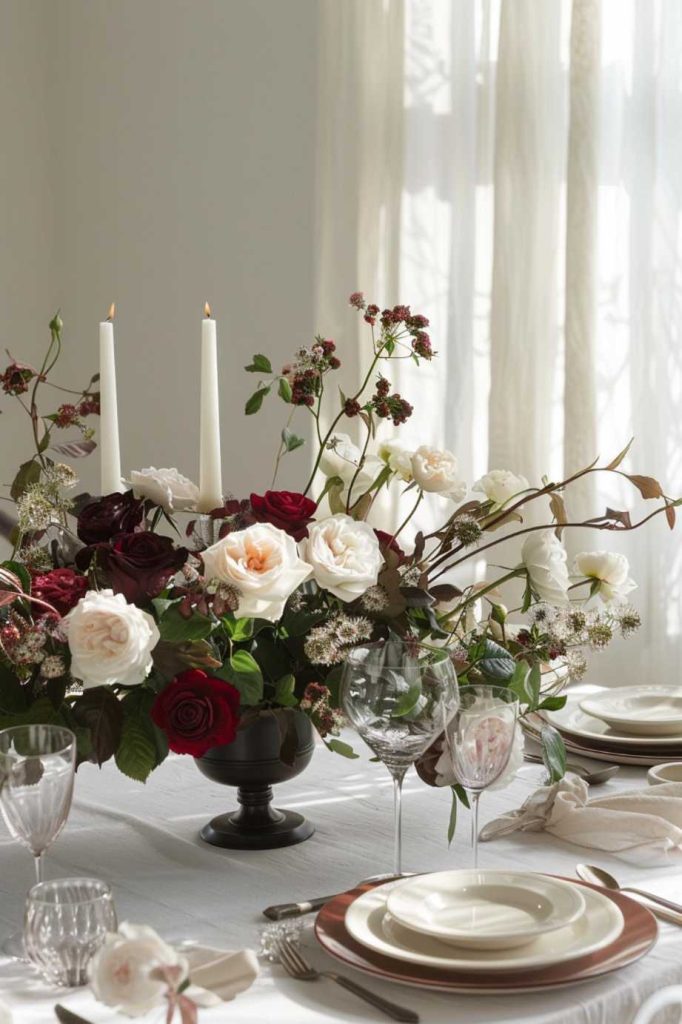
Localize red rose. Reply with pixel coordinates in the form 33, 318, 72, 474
151, 669, 241, 757
31, 567, 88, 616
77, 491, 144, 545
250, 490, 317, 541
99, 532, 189, 604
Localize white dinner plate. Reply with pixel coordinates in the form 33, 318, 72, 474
385, 870, 585, 950
344, 880, 624, 972
545, 700, 682, 748
579, 686, 682, 736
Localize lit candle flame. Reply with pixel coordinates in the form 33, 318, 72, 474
204, 302, 212, 318
107, 302, 116, 321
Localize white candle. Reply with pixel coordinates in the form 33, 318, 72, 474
198, 303, 223, 513
99, 304, 123, 495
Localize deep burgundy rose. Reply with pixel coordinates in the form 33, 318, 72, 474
250, 490, 317, 541
374, 529, 406, 564
100, 532, 189, 603
151, 669, 241, 757
31, 567, 88, 616
77, 491, 144, 545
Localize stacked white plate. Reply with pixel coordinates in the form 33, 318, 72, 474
343, 869, 623, 973
541, 686, 682, 766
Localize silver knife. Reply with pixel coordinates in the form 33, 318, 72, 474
55, 1004, 95, 1024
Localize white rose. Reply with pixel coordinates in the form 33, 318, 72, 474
302, 514, 383, 601
202, 522, 312, 621
88, 922, 189, 1018
410, 446, 467, 502
473, 469, 529, 506
378, 439, 414, 482
574, 551, 637, 604
0, 1000, 12, 1024
64, 590, 159, 688
521, 532, 570, 606
130, 467, 199, 513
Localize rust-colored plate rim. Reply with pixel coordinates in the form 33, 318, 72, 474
314, 875, 658, 995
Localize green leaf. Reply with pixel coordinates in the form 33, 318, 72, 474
245, 354, 273, 374
521, 577, 534, 614
537, 694, 568, 712
151, 596, 174, 619
606, 437, 633, 470
541, 725, 567, 783
245, 386, 270, 415
392, 684, 422, 718
0, 696, 60, 730
10, 459, 41, 502
325, 737, 359, 758
273, 674, 298, 707
1, 560, 31, 594
223, 616, 255, 642
115, 690, 160, 782
158, 605, 213, 644
282, 427, 305, 453
226, 650, 264, 705
0, 666, 30, 714
478, 639, 516, 682
278, 377, 293, 402
280, 605, 326, 637
508, 662, 542, 710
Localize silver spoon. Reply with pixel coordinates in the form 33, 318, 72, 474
523, 752, 619, 785
576, 864, 682, 922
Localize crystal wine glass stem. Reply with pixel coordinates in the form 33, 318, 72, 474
469, 791, 481, 869
391, 768, 407, 877
34, 854, 43, 886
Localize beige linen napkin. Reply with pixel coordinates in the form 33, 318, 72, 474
182, 945, 259, 1007
479, 775, 682, 865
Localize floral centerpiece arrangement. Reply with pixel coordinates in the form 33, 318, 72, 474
0, 299, 677, 802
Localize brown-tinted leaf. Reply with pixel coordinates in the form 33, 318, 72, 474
666, 504, 676, 530
605, 438, 634, 470
401, 586, 436, 608
604, 507, 632, 529
429, 584, 463, 603
548, 491, 568, 537
628, 474, 663, 500
10, 459, 41, 502
483, 510, 523, 532
453, 500, 484, 517
50, 439, 97, 458
71, 687, 123, 766
152, 639, 221, 679
349, 491, 372, 521
413, 531, 425, 562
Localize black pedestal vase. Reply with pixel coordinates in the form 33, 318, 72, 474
194, 710, 315, 850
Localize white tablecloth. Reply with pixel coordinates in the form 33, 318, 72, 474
2, 736, 682, 1024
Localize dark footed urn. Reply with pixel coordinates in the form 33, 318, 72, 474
194, 710, 315, 850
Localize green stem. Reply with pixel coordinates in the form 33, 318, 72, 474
345, 416, 373, 513
390, 490, 424, 544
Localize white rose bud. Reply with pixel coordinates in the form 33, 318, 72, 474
302, 514, 383, 601
473, 469, 529, 506
202, 522, 312, 622
521, 532, 570, 607
88, 922, 189, 1018
410, 446, 467, 502
64, 590, 159, 688
574, 551, 637, 604
378, 439, 414, 482
129, 467, 199, 513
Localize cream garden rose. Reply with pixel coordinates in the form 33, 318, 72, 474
574, 551, 637, 604
202, 522, 311, 621
130, 466, 199, 513
473, 469, 529, 506
302, 514, 383, 601
88, 922, 189, 1018
64, 590, 159, 688
521, 532, 570, 606
411, 446, 467, 502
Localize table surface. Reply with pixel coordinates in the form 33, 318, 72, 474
2, 733, 682, 1024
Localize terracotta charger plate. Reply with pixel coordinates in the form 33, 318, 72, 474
314, 877, 658, 994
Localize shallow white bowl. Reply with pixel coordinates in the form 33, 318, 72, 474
384, 870, 586, 951
647, 762, 682, 785
579, 686, 682, 737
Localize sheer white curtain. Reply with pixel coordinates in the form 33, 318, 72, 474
316, 0, 682, 682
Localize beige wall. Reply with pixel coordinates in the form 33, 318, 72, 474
0, 0, 319, 506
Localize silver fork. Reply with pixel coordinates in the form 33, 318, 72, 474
274, 935, 419, 1023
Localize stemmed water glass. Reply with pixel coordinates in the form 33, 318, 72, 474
341, 639, 459, 875
446, 684, 518, 867
0, 724, 76, 956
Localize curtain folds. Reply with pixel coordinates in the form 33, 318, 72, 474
315, 0, 682, 681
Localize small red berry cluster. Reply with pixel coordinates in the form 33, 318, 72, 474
349, 293, 433, 360
288, 338, 341, 407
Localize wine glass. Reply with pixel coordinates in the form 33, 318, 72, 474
341, 639, 459, 875
24, 878, 117, 986
0, 724, 76, 956
446, 684, 518, 867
